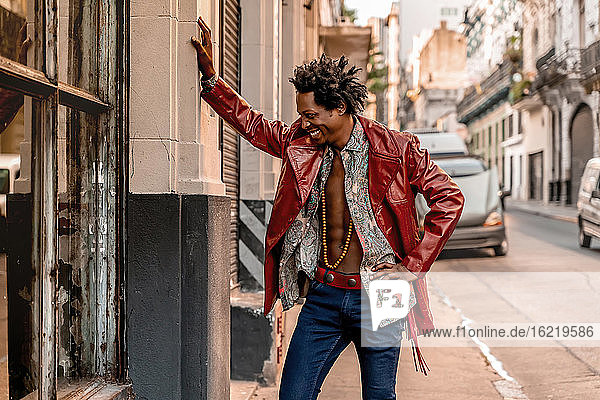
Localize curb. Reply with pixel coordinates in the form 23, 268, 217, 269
507, 206, 578, 224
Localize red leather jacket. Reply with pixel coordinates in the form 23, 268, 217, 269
203, 78, 464, 339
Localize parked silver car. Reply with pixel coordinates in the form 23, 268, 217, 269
577, 157, 600, 248
414, 133, 508, 256
414, 132, 468, 157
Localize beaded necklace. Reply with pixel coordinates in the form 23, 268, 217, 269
320, 187, 353, 269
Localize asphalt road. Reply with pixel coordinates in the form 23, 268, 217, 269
430, 210, 600, 399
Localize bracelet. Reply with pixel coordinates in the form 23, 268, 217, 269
201, 74, 218, 94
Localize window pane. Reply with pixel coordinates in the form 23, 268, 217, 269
57, 104, 101, 379
1, 87, 35, 399
0, 1, 28, 63
60, 0, 100, 95
57, 102, 115, 381
3, 0, 119, 390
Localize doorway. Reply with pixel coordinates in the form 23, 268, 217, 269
570, 104, 594, 204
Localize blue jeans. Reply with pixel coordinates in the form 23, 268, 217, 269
279, 279, 404, 400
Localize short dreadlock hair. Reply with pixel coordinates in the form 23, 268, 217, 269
289, 54, 368, 115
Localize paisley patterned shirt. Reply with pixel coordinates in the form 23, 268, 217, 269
278, 118, 415, 321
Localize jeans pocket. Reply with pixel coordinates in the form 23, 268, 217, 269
309, 279, 322, 292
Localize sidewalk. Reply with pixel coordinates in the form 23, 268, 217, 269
505, 198, 578, 224
230, 380, 259, 400
230, 198, 576, 400
233, 286, 514, 400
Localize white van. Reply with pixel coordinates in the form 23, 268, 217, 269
577, 157, 600, 247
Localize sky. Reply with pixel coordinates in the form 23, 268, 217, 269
344, 0, 395, 26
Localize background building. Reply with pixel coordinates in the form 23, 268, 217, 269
457, 0, 523, 191
504, 0, 599, 204
385, 2, 401, 130
394, 0, 472, 66
458, 0, 600, 205
369, 0, 470, 129
365, 16, 387, 122
412, 21, 468, 128
462, 0, 522, 82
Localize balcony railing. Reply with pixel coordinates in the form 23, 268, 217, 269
534, 46, 581, 88
581, 40, 600, 82
535, 47, 555, 71
457, 60, 512, 124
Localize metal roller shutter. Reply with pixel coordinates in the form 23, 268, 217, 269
221, 0, 241, 287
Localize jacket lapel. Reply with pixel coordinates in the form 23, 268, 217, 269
358, 115, 402, 209
286, 135, 323, 205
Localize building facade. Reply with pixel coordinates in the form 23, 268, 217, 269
463, 0, 522, 83
506, 0, 557, 202
413, 21, 468, 128
392, 0, 471, 129
385, 2, 402, 130
124, 0, 232, 398
580, 9, 600, 113
394, 0, 471, 66
459, 60, 516, 190
365, 16, 387, 122
460, 0, 600, 206
508, 0, 599, 204
458, 0, 522, 191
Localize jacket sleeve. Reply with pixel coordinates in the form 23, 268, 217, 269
201, 77, 288, 159
400, 133, 464, 275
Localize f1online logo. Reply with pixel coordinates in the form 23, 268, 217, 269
376, 289, 404, 309
368, 280, 411, 330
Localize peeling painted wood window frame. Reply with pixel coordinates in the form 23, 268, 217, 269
0, 0, 127, 397
0, 57, 110, 114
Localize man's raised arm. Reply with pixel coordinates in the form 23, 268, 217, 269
191, 17, 287, 159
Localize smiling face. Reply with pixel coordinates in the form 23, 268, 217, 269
296, 91, 349, 147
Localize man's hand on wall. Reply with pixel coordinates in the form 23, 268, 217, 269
191, 17, 216, 80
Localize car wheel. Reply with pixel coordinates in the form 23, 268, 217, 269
579, 225, 592, 248
493, 240, 508, 256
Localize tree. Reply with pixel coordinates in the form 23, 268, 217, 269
367, 47, 388, 94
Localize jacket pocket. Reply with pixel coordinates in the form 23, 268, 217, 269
386, 190, 408, 205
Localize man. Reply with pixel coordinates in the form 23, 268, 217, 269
192, 17, 463, 400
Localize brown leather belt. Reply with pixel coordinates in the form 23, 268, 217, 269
314, 264, 362, 290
